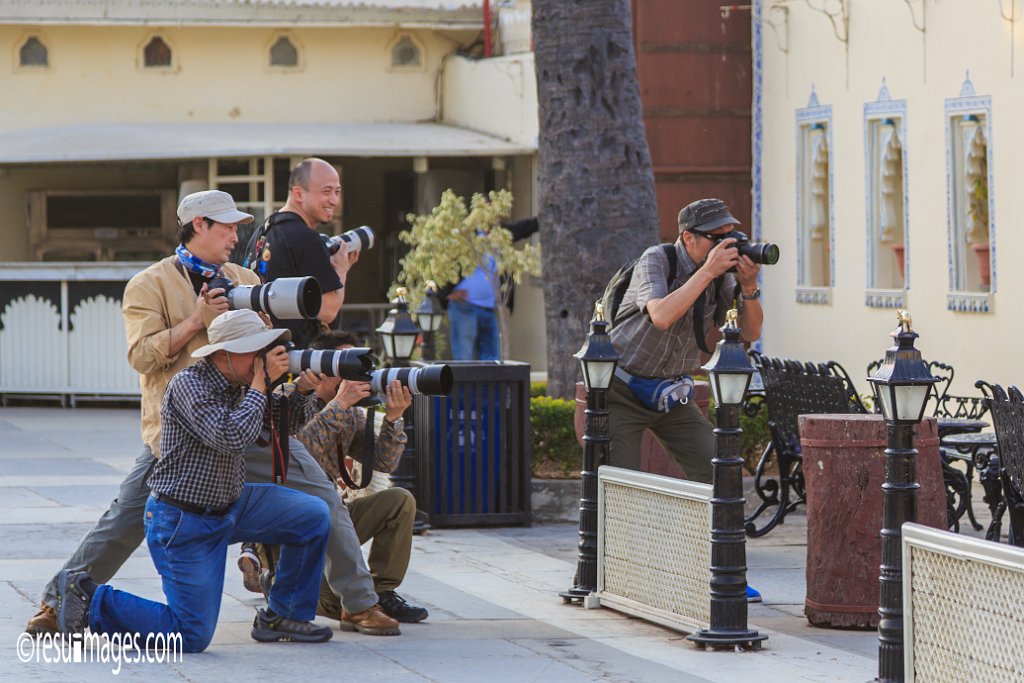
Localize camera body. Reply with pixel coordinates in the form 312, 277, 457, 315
209, 275, 322, 320
710, 230, 780, 267
321, 226, 375, 256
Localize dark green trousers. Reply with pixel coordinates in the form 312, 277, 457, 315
607, 376, 715, 484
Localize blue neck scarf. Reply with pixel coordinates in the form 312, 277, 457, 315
175, 244, 222, 280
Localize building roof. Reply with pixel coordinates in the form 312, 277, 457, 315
0, 121, 534, 164
0, 0, 484, 28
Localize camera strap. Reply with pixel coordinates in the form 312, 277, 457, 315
336, 406, 376, 490
263, 372, 290, 484
692, 278, 743, 354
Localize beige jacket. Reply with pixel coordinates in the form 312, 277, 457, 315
123, 255, 260, 456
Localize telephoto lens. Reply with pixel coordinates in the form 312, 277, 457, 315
287, 347, 377, 382
369, 365, 454, 397
322, 226, 375, 256
712, 230, 780, 266
210, 276, 322, 320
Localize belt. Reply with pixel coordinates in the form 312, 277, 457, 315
152, 492, 232, 517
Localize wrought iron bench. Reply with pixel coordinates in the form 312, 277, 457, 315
977, 381, 1024, 546
743, 353, 868, 537
867, 358, 991, 532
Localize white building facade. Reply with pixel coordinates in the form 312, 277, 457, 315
754, 0, 1021, 394
0, 0, 543, 399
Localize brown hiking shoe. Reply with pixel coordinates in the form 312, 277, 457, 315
25, 604, 57, 636
339, 605, 401, 636
238, 546, 263, 594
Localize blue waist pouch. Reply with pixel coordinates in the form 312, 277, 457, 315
616, 368, 694, 413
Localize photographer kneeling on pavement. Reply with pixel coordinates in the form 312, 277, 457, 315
606, 198, 764, 602
54, 310, 333, 651
248, 330, 429, 624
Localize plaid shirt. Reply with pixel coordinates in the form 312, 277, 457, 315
610, 241, 737, 379
148, 359, 267, 509
283, 383, 406, 483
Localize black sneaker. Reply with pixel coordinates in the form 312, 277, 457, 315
55, 570, 92, 634
376, 591, 428, 623
251, 608, 332, 643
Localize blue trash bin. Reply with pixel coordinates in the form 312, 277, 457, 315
413, 361, 531, 527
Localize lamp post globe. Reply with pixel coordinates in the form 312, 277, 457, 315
377, 287, 421, 364
703, 309, 755, 408
575, 303, 619, 391
560, 302, 618, 606
867, 309, 937, 683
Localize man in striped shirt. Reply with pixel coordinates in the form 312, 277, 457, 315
53, 310, 333, 650
607, 198, 764, 483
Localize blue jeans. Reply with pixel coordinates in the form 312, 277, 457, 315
88, 484, 329, 653
448, 301, 499, 361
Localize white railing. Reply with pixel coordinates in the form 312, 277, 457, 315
0, 263, 144, 400
597, 466, 713, 633
903, 522, 1024, 682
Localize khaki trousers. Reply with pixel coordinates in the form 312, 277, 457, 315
607, 376, 715, 484
261, 487, 416, 609
346, 487, 416, 592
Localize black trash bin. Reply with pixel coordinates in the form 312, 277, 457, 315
413, 361, 532, 527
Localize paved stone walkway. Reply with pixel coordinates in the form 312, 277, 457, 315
2, 405, 985, 681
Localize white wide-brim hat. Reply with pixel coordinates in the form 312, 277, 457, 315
191, 309, 291, 358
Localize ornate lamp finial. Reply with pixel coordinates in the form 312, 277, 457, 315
897, 309, 912, 333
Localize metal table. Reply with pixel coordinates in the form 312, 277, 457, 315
936, 418, 989, 439
941, 431, 1001, 539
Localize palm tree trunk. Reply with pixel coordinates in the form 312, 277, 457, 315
533, 0, 659, 398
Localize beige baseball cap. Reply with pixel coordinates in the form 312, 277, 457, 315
191, 310, 290, 358
177, 190, 254, 226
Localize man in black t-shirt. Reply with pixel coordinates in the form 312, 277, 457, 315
246, 158, 358, 347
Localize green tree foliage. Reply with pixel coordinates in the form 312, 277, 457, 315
395, 189, 541, 358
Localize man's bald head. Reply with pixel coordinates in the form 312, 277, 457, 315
289, 158, 336, 192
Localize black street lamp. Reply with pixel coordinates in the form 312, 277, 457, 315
376, 288, 421, 364
414, 281, 444, 362
688, 310, 767, 650
376, 288, 429, 533
560, 302, 618, 606
866, 310, 937, 683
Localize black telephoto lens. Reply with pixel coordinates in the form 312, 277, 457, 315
370, 365, 454, 397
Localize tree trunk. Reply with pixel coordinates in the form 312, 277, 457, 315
533, 0, 659, 398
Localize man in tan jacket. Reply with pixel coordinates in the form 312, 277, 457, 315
27, 190, 398, 636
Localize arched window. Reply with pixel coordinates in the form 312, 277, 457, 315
19, 36, 48, 67
143, 36, 172, 68
269, 36, 298, 68
391, 36, 421, 67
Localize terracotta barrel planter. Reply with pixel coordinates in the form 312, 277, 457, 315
799, 414, 945, 629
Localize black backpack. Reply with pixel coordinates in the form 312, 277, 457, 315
601, 243, 721, 355
602, 244, 678, 327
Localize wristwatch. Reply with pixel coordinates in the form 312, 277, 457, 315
384, 417, 405, 430
740, 287, 761, 301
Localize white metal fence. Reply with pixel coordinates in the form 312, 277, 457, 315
903, 522, 1024, 682
597, 466, 713, 633
0, 263, 143, 401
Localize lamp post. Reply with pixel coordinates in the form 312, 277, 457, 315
866, 310, 937, 683
414, 281, 444, 362
560, 302, 618, 607
688, 309, 767, 650
376, 288, 428, 532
